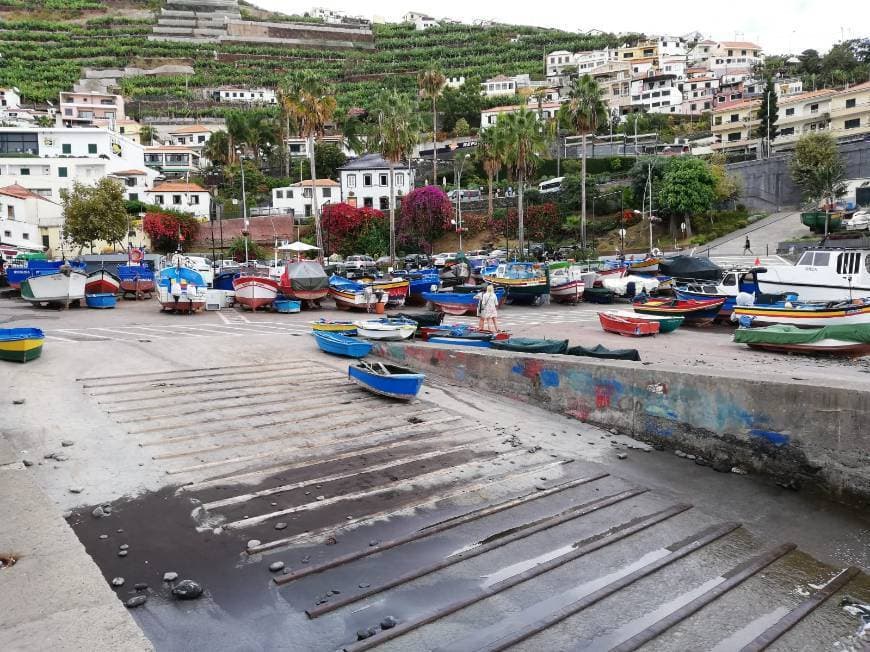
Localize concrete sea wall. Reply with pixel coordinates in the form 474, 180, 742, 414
372, 343, 870, 502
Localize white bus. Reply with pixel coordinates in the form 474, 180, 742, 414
538, 177, 564, 194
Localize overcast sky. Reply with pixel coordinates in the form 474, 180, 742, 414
250, 0, 856, 54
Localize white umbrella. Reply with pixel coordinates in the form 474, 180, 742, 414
277, 241, 320, 252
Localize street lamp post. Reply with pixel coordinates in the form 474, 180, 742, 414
455, 153, 470, 252
236, 148, 248, 262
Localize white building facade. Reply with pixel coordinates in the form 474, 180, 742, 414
272, 179, 339, 217
338, 154, 414, 210
145, 182, 211, 219
0, 184, 62, 254
210, 87, 277, 105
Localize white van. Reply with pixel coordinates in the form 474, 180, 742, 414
538, 177, 565, 194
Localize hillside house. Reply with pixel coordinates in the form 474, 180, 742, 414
338, 153, 414, 210
272, 179, 339, 217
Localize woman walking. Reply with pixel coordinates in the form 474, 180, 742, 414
477, 284, 500, 333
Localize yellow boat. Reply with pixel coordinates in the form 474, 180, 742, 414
310, 320, 358, 334
0, 328, 44, 363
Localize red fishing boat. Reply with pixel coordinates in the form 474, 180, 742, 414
599, 311, 660, 337
85, 269, 120, 295
633, 297, 726, 326
279, 260, 329, 303
232, 275, 279, 311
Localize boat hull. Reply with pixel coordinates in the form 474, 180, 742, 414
421, 288, 506, 315
20, 271, 87, 307
606, 310, 683, 333
550, 280, 585, 304
311, 320, 357, 335
313, 331, 372, 358
118, 265, 155, 298
348, 363, 425, 400
427, 336, 492, 348
746, 340, 870, 356
732, 303, 870, 327
599, 312, 660, 337
633, 298, 725, 326
85, 270, 120, 295
233, 276, 279, 310
85, 293, 117, 309
354, 324, 416, 340
0, 328, 44, 363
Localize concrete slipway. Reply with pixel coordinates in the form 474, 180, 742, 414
1, 299, 870, 651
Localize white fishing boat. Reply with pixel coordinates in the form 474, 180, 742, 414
19, 266, 87, 308
232, 275, 278, 311
756, 248, 870, 302
601, 274, 659, 297
353, 318, 417, 341
162, 253, 214, 287
548, 263, 586, 304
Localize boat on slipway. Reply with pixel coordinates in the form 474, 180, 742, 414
280, 260, 329, 304
0, 327, 44, 363
7, 258, 87, 290
353, 318, 417, 341
603, 310, 683, 333
483, 262, 549, 303
20, 264, 87, 308
732, 297, 870, 327
311, 319, 357, 335
734, 323, 870, 356
755, 248, 870, 302
548, 262, 586, 304
348, 360, 425, 400
85, 269, 121, 295
599, 312, 660, 337
674, 268, 764, 318
633, 297, 726, 326
233, 274, 279, 311
329, 275, 379, 311
313, 331, 372, 358
118, 264, 155, 299
156, 266, 207, 313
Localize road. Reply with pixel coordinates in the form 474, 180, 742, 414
2, 296, 869, 651
695, 209, 808, 258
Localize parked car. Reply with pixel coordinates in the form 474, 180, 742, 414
344, 254, 377, 271
433, 252, 458, 267
403, 253, 430, 268
375, 256, 392, 267
846, 210, 870, 231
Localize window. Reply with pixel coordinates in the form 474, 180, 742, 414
837, 252, 861, 275
173, 195, 182, 205
64, 108, 73, 116
303, 187, 312, 198
363, 174, 372, 187
276, 190, 283, 199
322, 188, 331, 198
58, 167, 67, 178
6, 206, 13, 219
20, 167, 29, 176
727, 132, 741, 142
395, 173, 404, 186
190, 195, 199, 205
198, 135, 206, 143
22, 232, 29, 240
379, 173, 388, 186
730, 113, 739, 122
304, 204, 312, 217
780, 127, 795, 136
785, 108, 794, 116
0, 132, 37, 154
846, 98, 856, 109
88, 143, 97, 154
809, 103, 819, 113
714, 116, 722, 125
845, 118, 861, 130
379, 197, 389, 211
128, 193, 138, 202
62, 143, 71, 154
154, 195, 164, 205
347, 174, 356, 188
3, 230, 10, 237
125, 177, 135, 187
363, 197, 373, 208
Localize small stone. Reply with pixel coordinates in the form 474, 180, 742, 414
111, 577, 125, 587
247, 539, 261, 549
99, 534, 109, 540
22, 459, 34, 467
329, 589, 341, 595
134, 583, 148, 591
274, 522, 287, 530
12, 398, 25, 405
304, 491, 311, 496
674, 450, 687, 458
171, 579, 203, 600
119, 544, 129, 551
694, 458, 710, 467
116, 529, 124, 533
61, 440, 75, 447
315, 495, 325, 501
325, 536, 337, 546
712, 461, 732, 473
269, 561, 285, 572
117, 550, 128, 557
616, 453, 628, 460
92, 506, 107, 519
368, 540, 379, 547
69, 487, 84, 494
380, 616, 398, 630
163, 572, 178, 582
125, 595, 147, 608
686, 454, 696, 461
52, 453, 69, 462
731, 466, 748, 475
270, 502, 278, 507
359, 582, 370, 588
346, 516, 353, 521
356, 627, 378, 641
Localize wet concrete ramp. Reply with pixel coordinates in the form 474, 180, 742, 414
68, 362, 870, 651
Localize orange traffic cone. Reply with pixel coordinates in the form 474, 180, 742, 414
754, 257, 761, 267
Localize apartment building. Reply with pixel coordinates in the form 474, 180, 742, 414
271, 179, 339, 217
59, 91, 126, 127
0, 183, 62, 254
144, 145, 201, 176
677, 76, 719, 114
829, 81, 870, 139
775, 89, 837, 144
209, 87, 277, 105
711, 98, 761, 152
590, 62, 633, 115
630, 73, 683, 114
480, 102, 562, 130
0, 87, 21, 109
145, 181, 211, 220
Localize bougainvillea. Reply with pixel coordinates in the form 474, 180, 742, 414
397, 185, 453, 254
485, 203, 562, 245
321, 203, 385, 256
142, 212, 201, 254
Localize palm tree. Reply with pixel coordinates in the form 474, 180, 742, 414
368, 89, 421, 266
275, 83, 298, 178
417, 68, 446, 183
561, 75, 607, 249
531, 87, 549, 120
281, 72, 338, 256
225, 110, 251, 163
139, 124, 156, 146
500, 108, 548, 258
476, 123, 508, 217
203, 130, 230, 166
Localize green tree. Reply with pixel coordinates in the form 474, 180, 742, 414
657, 157, 716, 237
356, 215, 389, 256
226, 235, 267, 262
500, 108, 549, 257
368, 89, 421, 265
755, 79, 779, 148
203, 130, 230, 166
139, 124, 156, 146
418, 68, 446, 181
314, 142, 347, 180
789, 133, 846, 232
476, 122, 508, 217
61, 178, 128, 253
561, 75, 607, 248
454, 117, 471, 137
280, 72, 337, 257
709, 153, 742, 206
438, 81, 482, 132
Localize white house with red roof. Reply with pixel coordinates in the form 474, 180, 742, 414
145, 181, 211, 219
107, 169, 151, 203
271, 178, 340, 217
0, 183, 62, 254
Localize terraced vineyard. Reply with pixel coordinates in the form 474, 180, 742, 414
0, 1, 633, 116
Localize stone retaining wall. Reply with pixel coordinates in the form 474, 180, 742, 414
372, 342, 870, 503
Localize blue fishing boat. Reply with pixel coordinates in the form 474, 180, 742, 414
348, 361, 425, 400
213, 270, 237, 291
313, 331, 372, 358
427, 336, 492, 348
483, 261, 549, 303
85, 293, 117, 309
405, 269, 442, 305
422, 287, 506, 316
117, 264, 156, 298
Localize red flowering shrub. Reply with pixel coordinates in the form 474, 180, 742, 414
142, 212, 201, 254
322, 203, 385, 256
397, 185, 453, 254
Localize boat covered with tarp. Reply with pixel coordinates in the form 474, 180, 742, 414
280, 260, 329, 302
659, 255, 723, 282
490, 338, 569, 354
566, 344, 641, 361
733, 323, 870, 356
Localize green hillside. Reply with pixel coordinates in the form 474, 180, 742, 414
0, 1, 632, 117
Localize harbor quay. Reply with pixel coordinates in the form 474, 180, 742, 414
2, 298, 870, 651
